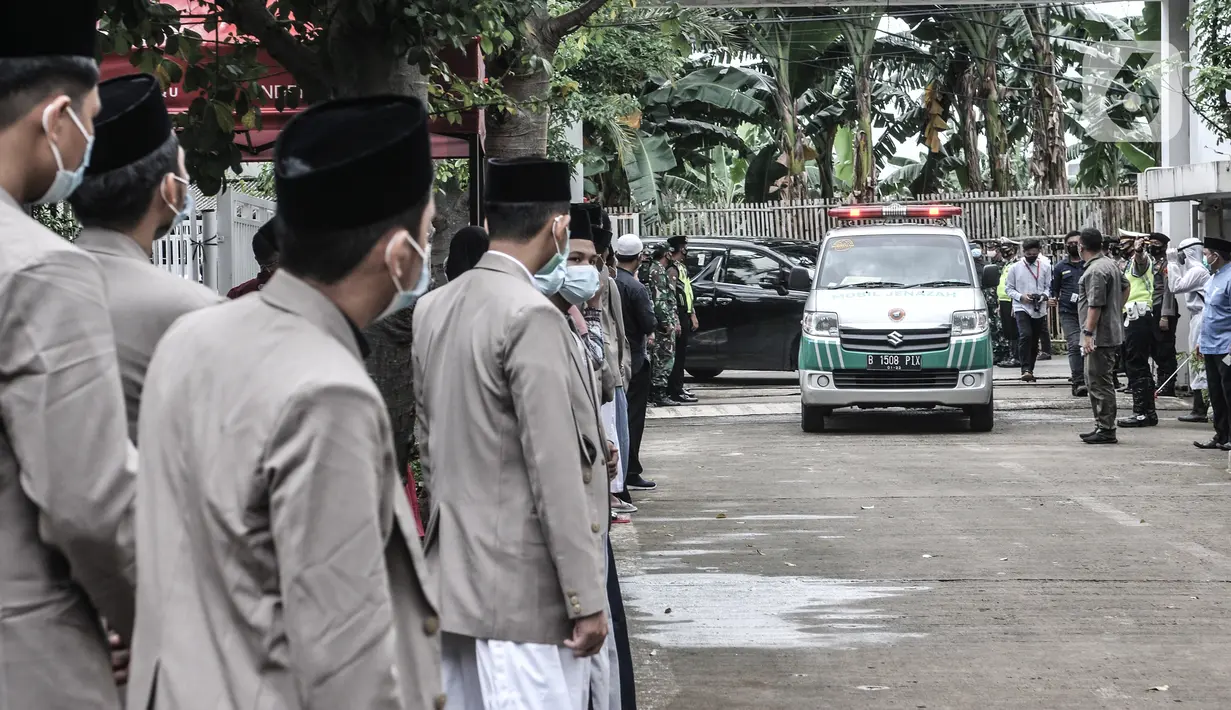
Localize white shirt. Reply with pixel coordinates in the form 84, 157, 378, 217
1005, 256, 1052, 317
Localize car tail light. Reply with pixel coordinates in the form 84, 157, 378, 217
827, 204, 963, 219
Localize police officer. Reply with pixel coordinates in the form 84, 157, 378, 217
666, 236, 698, 403
648, 242, 681, 406
1119, 236, 1159, 427
994, 239, 1021, 367
68, 73, 223, 441
1051, 230, 1087, 396
0, 4, 139, 706
1147, 232, 1181, 396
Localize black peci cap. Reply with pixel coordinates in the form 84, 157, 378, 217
569, 203, 593, 241
88, 74, 173, 175
274, 95, 433, 231
1205, 237, 1231, 253
0, 1, 98, 60
485, 158, 571, 203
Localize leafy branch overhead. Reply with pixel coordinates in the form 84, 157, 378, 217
96, 0, 521, 195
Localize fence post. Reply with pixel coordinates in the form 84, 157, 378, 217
216, 188, 234, 294
201, 209, 219, 292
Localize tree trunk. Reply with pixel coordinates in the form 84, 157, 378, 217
1025, 6, 1068, 192
852, 69, 876, 203
817, 125, 837, 200
485, 0, 612, 159
959, 66, 985, 192
981, 49, 1012, 194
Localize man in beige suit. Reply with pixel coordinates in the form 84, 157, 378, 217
0, 4, 139, 708
128, 95, 444, 710
69, 73, 222, 442
414, 158, 608, 709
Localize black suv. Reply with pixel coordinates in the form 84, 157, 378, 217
641, 237, 815, 380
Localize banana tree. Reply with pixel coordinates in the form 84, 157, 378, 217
839, 12, 883, 203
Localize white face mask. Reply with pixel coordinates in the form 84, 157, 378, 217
376, 230, 431, 321
161, 174, 194, 235
31, 101, 94, 206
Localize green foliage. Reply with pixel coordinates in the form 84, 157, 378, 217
1191, 0, 1231, 140
96, 0, 519, 196
31, 203, 81, 240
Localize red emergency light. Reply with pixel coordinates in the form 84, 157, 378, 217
827, 204, 963, 219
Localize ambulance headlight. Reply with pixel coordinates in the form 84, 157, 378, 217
951, 310, 989, 336
802, 311, 839, 337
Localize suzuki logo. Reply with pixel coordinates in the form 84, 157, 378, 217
887, 331, 905, 346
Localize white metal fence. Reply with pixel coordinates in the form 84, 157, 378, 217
153, 187, 274, 295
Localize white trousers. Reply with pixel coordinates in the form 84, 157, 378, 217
1190, 310, 1208, 389
442, 633, 590, 710
600, 400, 622, 494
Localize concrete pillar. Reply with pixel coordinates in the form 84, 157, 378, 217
566, 118, 584, 202
1158, 0, 1191, 243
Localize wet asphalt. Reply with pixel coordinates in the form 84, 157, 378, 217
614, 371, 1231, 709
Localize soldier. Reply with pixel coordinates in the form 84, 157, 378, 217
0, 3, 140, 707
68, 73, 222, 442
128, 95, 442, 710
414, 158, 608, 709
647, 243, 681, 406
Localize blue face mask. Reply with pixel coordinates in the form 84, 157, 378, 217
162, 174, 194, 235
32, 103, 94, 205
970, 248, 982, 259
534, 221, 569, 296
377, 231, 431, 321
560, 265, 602, 306
1205, 256, 1213, 273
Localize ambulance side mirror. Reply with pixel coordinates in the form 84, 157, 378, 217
981, 264, 1001, 289
787, 266, 813, 291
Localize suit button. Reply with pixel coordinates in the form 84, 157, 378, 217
583, 471, 593, 484
570, 594, 580, 604
434, 693, 448, 709
423, 615, 440, 635
591, 522, 601, 533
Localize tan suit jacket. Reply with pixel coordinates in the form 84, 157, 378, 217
127, 272, 442, 710
413, 252, 606, 646
0, 190, 137, 709
599, 274, 631, 399
76, 227, 222, 442
564, 323, 613, 545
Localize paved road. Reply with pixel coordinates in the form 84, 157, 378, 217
615, 375, 1230, 709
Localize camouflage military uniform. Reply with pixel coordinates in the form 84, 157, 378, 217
648, 259, 680, 396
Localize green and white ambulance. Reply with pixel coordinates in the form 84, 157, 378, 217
798, 204, 1000, 433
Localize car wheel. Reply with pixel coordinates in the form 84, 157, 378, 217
687, 368, 723, 382
801, 405, 826, 433
968, 397, 994, 433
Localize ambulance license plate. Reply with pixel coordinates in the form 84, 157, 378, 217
867, 354, 922, 370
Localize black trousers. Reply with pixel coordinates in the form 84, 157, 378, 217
607, 539, 637, 709
626, 361, 651, 478
1151, 305, 1179, 390
668, 311, 690, 395
1124, 314, 1157, 412
1014, 311, 1046, 373
998, 301, 1019, 352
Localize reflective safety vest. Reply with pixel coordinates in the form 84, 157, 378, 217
1124, 257, 1155, 308
679, 269, 694, 313
997, 265, 1011, 302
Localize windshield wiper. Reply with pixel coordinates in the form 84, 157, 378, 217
828, 281, 905, 290
902, 279, 971, 288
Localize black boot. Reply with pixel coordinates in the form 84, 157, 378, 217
1157, 371, 1177, 398
1118, 385, 1158, 428
1179, 390, 1210, 423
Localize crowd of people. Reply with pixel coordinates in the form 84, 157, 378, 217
0, 8, 666, 709
974, 227, 1231, 446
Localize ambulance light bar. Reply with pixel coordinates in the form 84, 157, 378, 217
827, 204, 963, 219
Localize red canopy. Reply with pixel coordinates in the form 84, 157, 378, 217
100, 34, 483, 161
